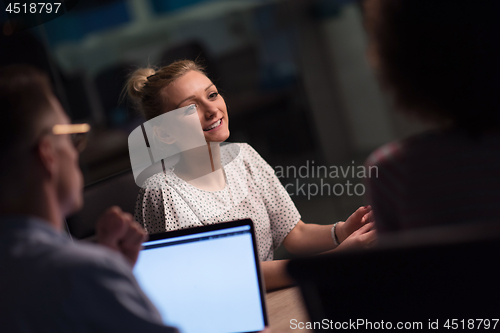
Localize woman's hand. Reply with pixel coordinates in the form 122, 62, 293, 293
335, 205, 374, 243
282, 206, 375, 256
336, 221, 377, 250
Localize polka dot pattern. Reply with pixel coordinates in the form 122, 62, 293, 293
135, 143, 301, 261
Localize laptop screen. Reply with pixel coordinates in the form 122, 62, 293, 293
134, 220, 267, 333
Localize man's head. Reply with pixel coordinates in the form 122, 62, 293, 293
0, 65, 83, 221
364, 0, 500, 133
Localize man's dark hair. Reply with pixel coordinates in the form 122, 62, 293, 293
364, 0, 500, 133
0, 65, 54, 155
0, 65, 55, 191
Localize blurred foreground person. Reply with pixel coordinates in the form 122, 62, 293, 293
364, 0, 500, 232
0, 65, 179, 332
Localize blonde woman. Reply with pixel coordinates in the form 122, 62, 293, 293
126, 60, 376, 290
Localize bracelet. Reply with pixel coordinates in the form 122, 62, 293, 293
331, 222, 341, 246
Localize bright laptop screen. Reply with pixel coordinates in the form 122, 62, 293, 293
134, 222, 266, 333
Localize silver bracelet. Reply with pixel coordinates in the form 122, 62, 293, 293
331, 222, 341, 246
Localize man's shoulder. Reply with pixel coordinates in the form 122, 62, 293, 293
365, 129, 469, 168
365, 131, 434, 168
0, 222, 134, 304
52, 240, 131, 275
366, 140, 405, 168
0, 225, 174, 333
0, 217, 126, 270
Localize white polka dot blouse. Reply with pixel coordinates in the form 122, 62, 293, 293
135, 143, 301, 261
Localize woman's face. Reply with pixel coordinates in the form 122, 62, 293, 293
164, 70, 230, 143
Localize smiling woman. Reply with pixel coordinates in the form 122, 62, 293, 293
163, 69, 230, 144
125, 60, 376, 290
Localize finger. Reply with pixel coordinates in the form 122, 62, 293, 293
122, 211, 134, 222
362, 211, 375, 224
341, 222, 374, 246
362, 229, 377, 247
338, 206, 370, 243
119, 212, 145, 243
365, 221, 376, 231
353, 221, 375, 235
96, 206, 128, 249
119, 221, 147, 266
361, 205, 372, 214
355, 205, 371, 217
120, 221, 146, 249
347, 205, 372, 225
97, 206, 124, 232
367, 211, 375, 223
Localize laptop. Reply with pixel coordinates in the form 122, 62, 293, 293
134, 219, 268, 333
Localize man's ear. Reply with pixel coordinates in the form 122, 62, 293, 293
153, 126, 176, 144
36, 136, 58, 179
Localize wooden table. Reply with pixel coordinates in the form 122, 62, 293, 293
265, 286, 312, 333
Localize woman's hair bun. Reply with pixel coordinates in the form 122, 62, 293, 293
126, 67, 156, 100
123, 60, 205, 120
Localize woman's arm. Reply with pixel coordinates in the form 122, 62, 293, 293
262, 220, 376, 291
260, 260, 294, 291
282, 206, 374, 255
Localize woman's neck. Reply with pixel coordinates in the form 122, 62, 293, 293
174, 142, 226, 191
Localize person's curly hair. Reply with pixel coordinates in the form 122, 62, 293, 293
364, 0, 500, 133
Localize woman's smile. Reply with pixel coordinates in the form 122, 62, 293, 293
165, 70, 230, 142
203, 118, 223, 132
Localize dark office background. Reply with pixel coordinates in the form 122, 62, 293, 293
0, 0, 427, 258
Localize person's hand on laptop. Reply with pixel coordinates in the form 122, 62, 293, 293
96, 206, 148, 266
